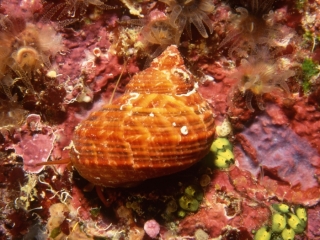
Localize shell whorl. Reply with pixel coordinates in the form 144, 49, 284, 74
71, 45, 215, 187
125, 46, 194, 94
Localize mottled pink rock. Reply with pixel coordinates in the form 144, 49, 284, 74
198, 66, 236, 124
307, 204, 320, 239
290, 98, 320, 158
10, 114, 55, 173
1, 0, 43, 19
179, 202, 228, 237
178, 168, 271, 238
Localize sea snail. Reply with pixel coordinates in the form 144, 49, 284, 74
70, 45, 215, 187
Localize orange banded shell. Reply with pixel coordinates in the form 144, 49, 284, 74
71, 45, 215, 187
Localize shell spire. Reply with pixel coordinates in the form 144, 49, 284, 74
126, 45, 194, 95
71, 45, 215, 187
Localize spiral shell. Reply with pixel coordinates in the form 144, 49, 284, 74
71, 45, 215, 187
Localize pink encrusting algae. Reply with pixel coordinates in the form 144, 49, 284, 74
0, 0, 320, 239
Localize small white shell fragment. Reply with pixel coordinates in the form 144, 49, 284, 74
93, 47, 101, 57
82, 96, 92, 103
216, 118, 232, 137
180, 126, 188, 135
200, 74, 214, 83
46, 70, 57, 78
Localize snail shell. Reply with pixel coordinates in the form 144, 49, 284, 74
71, 45, 215, 187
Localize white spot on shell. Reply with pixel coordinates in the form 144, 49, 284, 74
180, 126, 188, 135
176, 82, 199, 97
172, 122, 176, 127
168, 52, 178, 57
149, 112, 154, 117
120, 92, 140, 110
172, 68, 191, 83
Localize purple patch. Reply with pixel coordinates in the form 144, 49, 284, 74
236, 109, 319, 190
